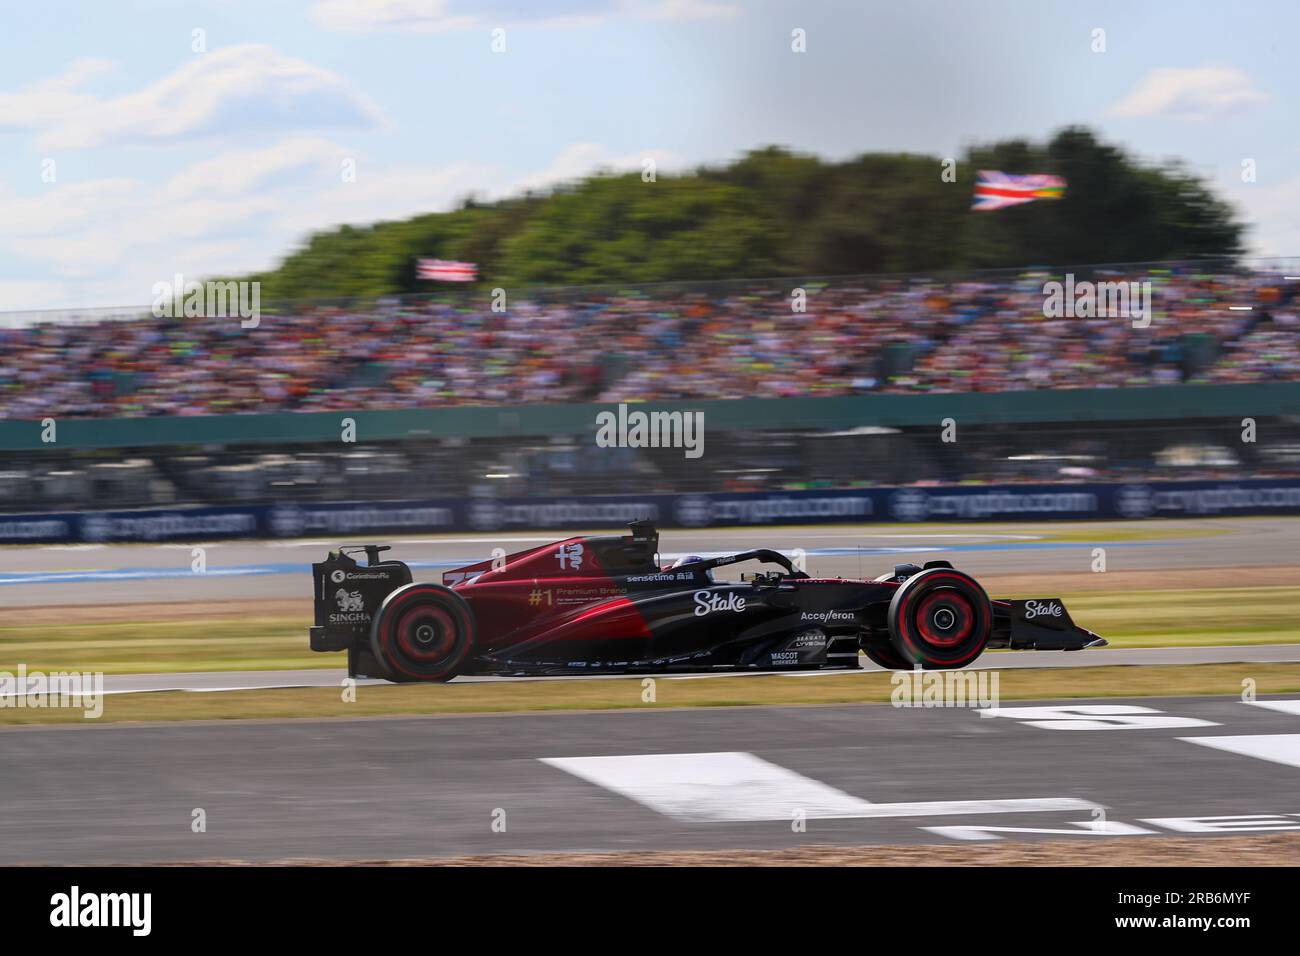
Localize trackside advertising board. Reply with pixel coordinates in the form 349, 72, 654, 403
3, 480, 1300, 543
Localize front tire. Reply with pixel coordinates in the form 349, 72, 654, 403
887, 568, 991, 669
370, 583, 476, 682
861, 643, 911, 670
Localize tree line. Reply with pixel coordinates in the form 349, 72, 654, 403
238, 127, 1244, 302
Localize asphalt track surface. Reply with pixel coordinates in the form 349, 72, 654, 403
2, 642, 1295, 700
2, 516, 1296, 607
4, 695, 1300, 863
3, 517, 1298, 863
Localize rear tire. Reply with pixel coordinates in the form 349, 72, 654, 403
370, 583, 476, 682
887, 568, 991, 669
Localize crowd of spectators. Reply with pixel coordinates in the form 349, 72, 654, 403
1, 265, 1296, 419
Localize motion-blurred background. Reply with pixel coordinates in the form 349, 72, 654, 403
1, 3, 1298, 538
7, 4, 1300, 876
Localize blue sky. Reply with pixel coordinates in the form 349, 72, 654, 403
1, 0, 1296, 310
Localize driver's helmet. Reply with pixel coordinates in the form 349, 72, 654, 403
672, 554, 712, 582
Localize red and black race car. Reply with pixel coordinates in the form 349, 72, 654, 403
308, 521, 1106, 682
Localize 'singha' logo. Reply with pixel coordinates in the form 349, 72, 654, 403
335, 589, 365, 612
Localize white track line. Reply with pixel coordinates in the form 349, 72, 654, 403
1244, 699, 1300, 717
1180, 734, 1300, 770
539, 751, 1099, 823
5, 645, 1298, 698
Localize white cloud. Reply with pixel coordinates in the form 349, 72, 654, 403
0, 281, 70, 313
0, 139, 677, 310
1227, 173, 1300, 260
275, 159, 487, 236
311, 0, 736, 32
0, 179, 139, 237
1109, 66, 1268, 121
511, 142, 683, 194
312, 0, 477, 32
0, 45, 384, 150
623, 0, 739, 21
159, 136, 351, 200
27, 57, 117, 94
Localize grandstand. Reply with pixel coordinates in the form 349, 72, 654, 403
1, 260, 1298, 517
1, 261, 1298, 422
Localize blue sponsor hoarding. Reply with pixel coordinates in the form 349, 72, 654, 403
3, 479, 1300, 544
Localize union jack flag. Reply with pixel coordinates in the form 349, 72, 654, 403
972, 170, 1067, 211
416, 258, 478, 281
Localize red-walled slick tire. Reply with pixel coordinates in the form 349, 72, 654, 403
861, 643, 911, 670
887, 568, 991, 669
370, 583, 476, 682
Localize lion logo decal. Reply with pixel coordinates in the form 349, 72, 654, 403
335, 588, 365, 612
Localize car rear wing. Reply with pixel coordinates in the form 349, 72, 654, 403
309, 547, 411, 652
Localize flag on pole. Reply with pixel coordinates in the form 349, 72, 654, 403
416, 259, 478, 281
972, 171, 1067, 211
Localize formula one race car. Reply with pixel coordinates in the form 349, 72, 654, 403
308, 521, 1106, 682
